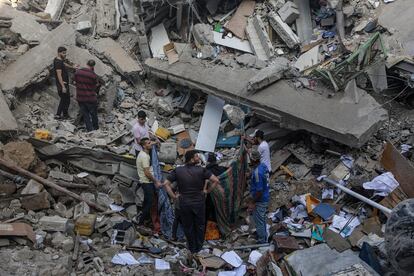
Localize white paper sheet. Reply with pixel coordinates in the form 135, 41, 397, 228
221, 251, 243, 268
248, 250, 262, 266
155, 259, 170, 270
109, 204, 124, 211
329, 215, 361, 238
111, 252, 139, 265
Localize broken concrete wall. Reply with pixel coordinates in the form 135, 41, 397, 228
96, 0, 120, 37
145, 58, 388, 148
0, 22, 76, 93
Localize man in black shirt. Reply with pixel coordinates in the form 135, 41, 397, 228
53, 46, 77, 120
163, 150, 220, 253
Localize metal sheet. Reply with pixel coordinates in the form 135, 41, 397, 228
195, 95, 225, 152
213, 31, 253, 54
381, 142, 414, 198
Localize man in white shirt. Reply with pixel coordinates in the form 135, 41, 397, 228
253, 130, 272, 173
132, 110, 150, 156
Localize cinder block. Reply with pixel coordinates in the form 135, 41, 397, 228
278, 1, 300, 25
39, 215, 68, 232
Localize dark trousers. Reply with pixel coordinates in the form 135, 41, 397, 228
56, 86, 70, 117
179, 201, 206, 253
140, 183, 155, 224
79, 102, 99, 132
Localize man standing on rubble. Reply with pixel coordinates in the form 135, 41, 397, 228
132, 111, 154, 156
162, 150, 220, 254
53, 46, 77, 120
244, 130, 272, 173
74, 60, 102, 132
248, 150, 270, 244
135, 138, 162, 227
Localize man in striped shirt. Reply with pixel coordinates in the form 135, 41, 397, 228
74, 60, 102, 132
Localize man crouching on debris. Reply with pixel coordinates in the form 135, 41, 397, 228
162, 150, 220, 254
248, 150, 270, 244
53, 46, 77, 120
74, 60, 102, 132
135, 138, 162, 228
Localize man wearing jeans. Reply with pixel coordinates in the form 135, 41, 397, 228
248, 150, 270, 243
135, 138, 162, 227
74, 60, 102, 132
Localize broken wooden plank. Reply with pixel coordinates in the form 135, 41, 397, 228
224, 0, 255, 39
271, 149, 291, 173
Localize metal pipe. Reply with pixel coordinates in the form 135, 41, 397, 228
321, 177, 392, 215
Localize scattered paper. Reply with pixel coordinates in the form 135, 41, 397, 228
155, 259, 170, 270
111, 252, 139, 265
363, 172, 399, 196
77, 172, 89, 178
248, 250, 262, 266
340, 155, 354, 169
290, 205, 308, 219
137, 254, 153, 264
218, 265, 247, 276
109, 204, 124, 212
322, 188, 334, 199
329, 215, 361, 238
221, 251, 243, 267
401, 144, 412, 154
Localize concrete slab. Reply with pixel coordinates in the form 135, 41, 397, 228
278, 1, 300, 25
285, 243, 380, 276
0, 90, 18, 131
66, 46, 113, 77
246, 15, 274, 61
379, 0, 414, 55
0, 4, 49, 44
44, 0, 66, 20
89, 38, 143, 77
145, 58, 388, 148
0, 22, 76, 93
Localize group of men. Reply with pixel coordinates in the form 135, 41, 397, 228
133, 112, 272, 253
53, 46, 101, 132
53, 45, 271, 253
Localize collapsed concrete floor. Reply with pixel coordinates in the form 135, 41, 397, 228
146, 57, 388, 148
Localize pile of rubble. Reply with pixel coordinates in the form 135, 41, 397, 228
0, 0, 414, 275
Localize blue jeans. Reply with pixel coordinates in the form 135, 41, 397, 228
253, 201, 268, 243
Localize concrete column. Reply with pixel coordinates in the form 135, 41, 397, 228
176, 2, 183, 30
294, 0, 313, 44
